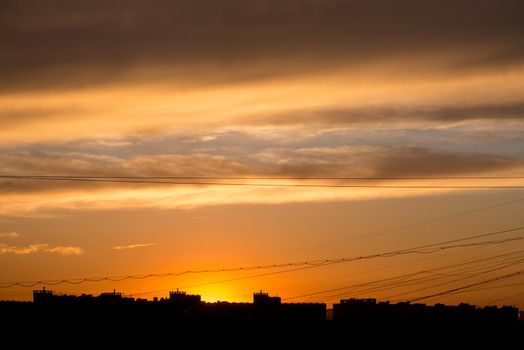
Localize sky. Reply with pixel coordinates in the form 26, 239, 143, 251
1, 0, 524, 307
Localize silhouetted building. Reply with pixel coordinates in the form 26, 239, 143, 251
97, 289, 134, 304
33, 287, 53, 305
1, 288, 516, 344
280, 302, 326, 322
333, 298, 381, 323
99, 289, 122, 300
169, 289, 201, 309
253, 290, 281, 306
24, 287, 519, 337
333, 298, 518, 325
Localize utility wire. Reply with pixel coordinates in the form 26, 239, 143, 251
2, 226, 523, 289
406, 270, 524, 303
460, 279, 524, 294
277, 244, 486, 297
2, 175, 524, 180
0, 175, 523, 189
414, 275, 524, 304
129, 264, 324, 297
131, 247, 524, 301
480, 288, 524, 306
218, 196, 524, 268
329, 250, 524, 302
316, 256, 524, 304
284, 249, 524, 301
132, 244, 487, 297
387, 226, 524, 253
388, 256, 524, 302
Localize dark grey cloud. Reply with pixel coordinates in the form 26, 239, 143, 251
1, 0, 523, 91
371, 147, 520, 177
1, 145, 521, 194
254, 102, 524, 125
0, 152, 253, 194
258, 146, 522, 178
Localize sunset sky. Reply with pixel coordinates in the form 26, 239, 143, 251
1, 0, 524, 307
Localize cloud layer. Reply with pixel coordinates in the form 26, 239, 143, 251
1, 1, 523, 216
0, 136, 522, 194
0, 130, 522, 216
0, 232, 19, 239
0, 243, 83, 256
1, 0, 523, 91
113, 243, 155, 250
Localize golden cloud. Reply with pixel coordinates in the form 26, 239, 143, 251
0, 243, 83, 256
113, 243, 156, 250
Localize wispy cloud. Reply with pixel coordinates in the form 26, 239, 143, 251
0, 142, 522, 216
0, 182, 490, 218
0, 232, 19, 239
113, 243, 155, 250
0, 243, 83, 256
0, 144, 520, 194
44, 246, 84, 255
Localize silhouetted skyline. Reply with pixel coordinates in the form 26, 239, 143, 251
20, 287, 521, 325
1, 287, 520, 343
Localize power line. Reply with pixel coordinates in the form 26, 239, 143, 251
355, 251, 524, 302
128, 264, 323, 297
414, 274, 524, 304
393, 226, 524, 252
462, 280, 524, 294
480, 288, 524, 306
325, 255, 524, 304
229, 224, 524, 274
216, 195, 524, 268
1, 175, 523, 189
406, 270, 524, 303
133, 243, 489, 298
388, 256, 524, 302
5, 175, 524, 266
277, 244, 486, 296
2, 226, 523, 289
127, 245, 524, 301
283, 249, 524, 301
2, 175, 524, 180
